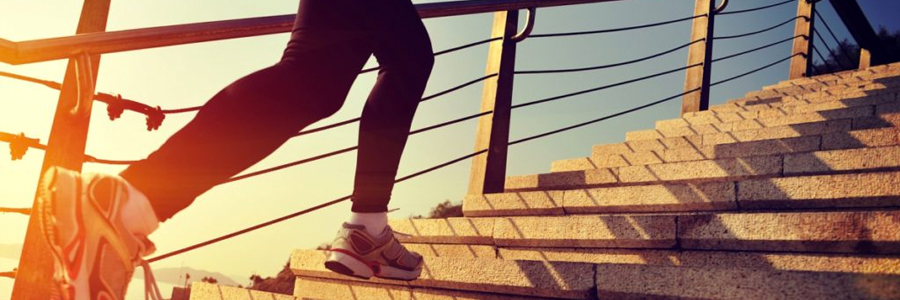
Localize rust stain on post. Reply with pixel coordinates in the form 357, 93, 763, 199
468, 10, 518, 195
681, 0, 715, 116
789, 0, 815, 79
12, 0, 110, 298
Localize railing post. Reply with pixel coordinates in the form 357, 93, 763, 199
858, 47, 871, 69
681, 0, 716, 116
467, 10, 518, 195
789, 0, 816, 79
11, 0, 110, 298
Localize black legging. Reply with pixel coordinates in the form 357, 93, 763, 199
120, 0, 433, 220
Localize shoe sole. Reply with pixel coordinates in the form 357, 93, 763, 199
37, 167, 77, 300
325, 250, 422, 281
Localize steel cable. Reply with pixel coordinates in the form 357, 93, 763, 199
814, 10, 856, 67
515, 39, 703, 75
811, 45, 836, 73
714, 16, 803, 40
293, 73, 497, 138
711, 53, 802, 87
512, 63, 703, 110
712, 35, 802, 63
716, 0, 794, 16
813, 29, 850, 70
529, 14, 703, 39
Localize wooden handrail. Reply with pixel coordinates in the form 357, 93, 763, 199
0, 0, 621, 65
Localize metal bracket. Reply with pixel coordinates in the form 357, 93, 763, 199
713, 0, 729, 14
510, 7, 536, 43
71, 52, 95, 117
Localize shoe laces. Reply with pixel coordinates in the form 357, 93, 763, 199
139, 259, 164, 300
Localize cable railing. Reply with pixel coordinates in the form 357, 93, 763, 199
1, 0, 886, 295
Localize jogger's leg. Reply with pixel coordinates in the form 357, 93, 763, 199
350, 0, 435, 213
121, 1, 376, 221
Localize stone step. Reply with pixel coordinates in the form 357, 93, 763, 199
763, 63, 898, 90
734, 81, 900, 110
564, 125, 900, 174
390, 210, 900, 254
672, 91, 897, 130
755, 64, 900, 95
595, 263, 900, 300
745, 73, 900, 100
293, 276, 546, 300
527, 135, 900, 192
468, 170, 900, 217
663, 103, 877, 132
190, 282, 296, 300
498, 248, 900, 275
679, 210, 900, 254
712, 85, 900, 114
624, 108, 900, 149
290, 250, 595, 299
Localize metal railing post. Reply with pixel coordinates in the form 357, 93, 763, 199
467, 10, 518, 195
680, 0, 716, 115
789, 0, 816, 79
859, 47, 871, 69
11, 0, 110, 298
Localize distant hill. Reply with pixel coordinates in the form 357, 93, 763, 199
134, 267, 240, 287
0, 244, 22, 260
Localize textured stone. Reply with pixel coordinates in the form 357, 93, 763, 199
821, 127, 900, 150
292, 276, 547, 300
604, 150, 664, 167
593, 135, 702, 156
290, 250, 596, 299
389, 218, 494, 245
594, 264, 900, 300
402, 243, 496, 259
190, 282, 296, 300
294, 277, 410, 300
493, 215, 676, 248
664, 135, 820, 163
617, 155, 781, 183
784, 146, 900, 174
626, 125, 723, 141
550, 157, 602, 172
700, 119, 851, 145
463, 191, 565, 217
562, 182, 736, 213
732, 106, 873, 131
678, 211, 900, 254
499, 248, 900, 275
738, 172, 900, 209
854, 112, 900, 129
504, 168, 618, 191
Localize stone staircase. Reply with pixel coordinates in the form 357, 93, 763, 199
191, 62, 900, 299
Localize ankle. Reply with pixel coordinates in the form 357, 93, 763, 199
119, 178, 160, 236
348, 212, 387, 236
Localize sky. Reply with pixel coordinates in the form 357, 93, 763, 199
1, 0, 898, 298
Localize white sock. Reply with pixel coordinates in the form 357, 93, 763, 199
119, 179, 160, 237
348, 212, 387, 236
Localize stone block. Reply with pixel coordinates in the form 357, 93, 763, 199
738, 172, 900, 209
594, 264, 900, 300
389, 218, 495, 245
821, 127, 900, 150
617, 156, 781, 183
462, 191, 565, 217
678, 211, 900, 254
784, 147, 900, 175
493, 215, 676, 248
562, 182, 736, 213
290, 251, 596, 299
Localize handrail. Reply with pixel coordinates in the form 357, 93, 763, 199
0, 0, 621, 65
